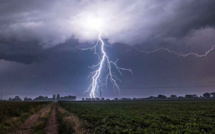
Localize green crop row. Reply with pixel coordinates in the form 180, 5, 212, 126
59, 101, 215, 134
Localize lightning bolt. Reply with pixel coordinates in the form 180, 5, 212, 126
82, 28, 133, 98
136, 45, 215, 57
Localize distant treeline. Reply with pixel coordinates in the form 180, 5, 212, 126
82, 92, 215, 101
138, 92, 215, 100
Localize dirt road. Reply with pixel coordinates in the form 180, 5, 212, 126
46, 104, 58, 134
10, 103, 87, 134
11, 104, 51, 134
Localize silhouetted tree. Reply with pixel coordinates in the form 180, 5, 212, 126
185, 94, 194, 99
203, 92, 211, 98
211, 92, 215, 98
24, 97, 32, 101
157, 95, 167, 99
170, 95, 177, 99
192, 94, 198, 98
147, 96, 155, 100
178, 96, 184, 99
12, 96, 22, 101
34, 96, 48, 101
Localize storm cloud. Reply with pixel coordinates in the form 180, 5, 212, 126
1, 0, 215, 46
0, 0, 215, 98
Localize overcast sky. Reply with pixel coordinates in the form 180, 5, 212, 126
0, 0, 215, 99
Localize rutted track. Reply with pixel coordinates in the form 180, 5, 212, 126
11, 104, 51, 134
57, 105, 91, 134
46, 104, 58, 134
9, 102, 91, 134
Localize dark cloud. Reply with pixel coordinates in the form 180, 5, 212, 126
0, 0, 215, 98
0, 38, 43, 63
0, 0, 214, 62
1, 43, 215, 99
157, 0, 215, 37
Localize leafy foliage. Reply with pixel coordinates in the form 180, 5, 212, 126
60, 101, 215, 133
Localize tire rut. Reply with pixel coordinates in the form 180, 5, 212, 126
58, 106, 92, 134
11, 104, 51, 134
46, 104, 58, 134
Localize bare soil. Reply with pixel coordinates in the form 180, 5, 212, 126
46, 104, 58, 134
11, 104, 51, 134
10, 103, 90, 134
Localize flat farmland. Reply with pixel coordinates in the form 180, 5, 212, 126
59, 101, 215, 134
0, 101, 49, 133
1, 101, 215, 133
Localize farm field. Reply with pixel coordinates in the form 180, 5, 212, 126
0, 101, 49, 133
59, 101, 215, 134
1, 101, 215, 133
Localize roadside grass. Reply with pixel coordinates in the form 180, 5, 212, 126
31, 104, 53, 134
57, 104, 92, 134
0, 102, 49, 134
57, 105, 75, 134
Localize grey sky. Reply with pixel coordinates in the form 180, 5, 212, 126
0, 0, 215, 99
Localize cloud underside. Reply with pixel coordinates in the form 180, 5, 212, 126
0, 0, 215, 63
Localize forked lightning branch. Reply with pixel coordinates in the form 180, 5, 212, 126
82, 28, 132, 98
81, 17, 214, 98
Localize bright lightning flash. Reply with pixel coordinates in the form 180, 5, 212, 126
136, 45, 215, 57
82, 19, 132, 98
